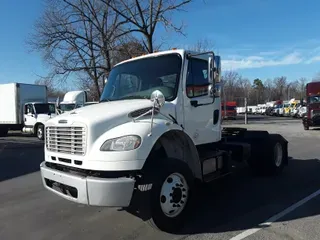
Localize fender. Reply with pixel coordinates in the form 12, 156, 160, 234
88, 118, 202, 179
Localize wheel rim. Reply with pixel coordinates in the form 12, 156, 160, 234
274, 142, 283, 167
159, 172, 189, 218
37, 127, 43, 139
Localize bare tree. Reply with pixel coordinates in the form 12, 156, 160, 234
298, 77, 307, 99
28, 0, 129, 98
102, 0, 192, 53
189, 38, 214, 52
273, 76, 287, 100
35, 78, 66, 98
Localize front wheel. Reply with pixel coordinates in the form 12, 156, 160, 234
36, 124, 44, 140
146, 158, 194, 233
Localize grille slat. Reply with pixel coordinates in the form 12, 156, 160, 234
46, 126, 86, 156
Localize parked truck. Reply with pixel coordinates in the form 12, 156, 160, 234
58, 90, 88, 113
221, 101, 237, 119
0, 83, 56, 139
40, 49, 289, 232
303, 81, 320, 130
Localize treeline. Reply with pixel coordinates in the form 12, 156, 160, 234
222, 71, 309, 106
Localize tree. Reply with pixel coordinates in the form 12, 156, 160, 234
28, 0, 134, 98
273, 76, 287, 100
34, 78, 66, 99
189, 38, 214, 52
298, 77, 307, 99
102, 0, 192, 53
252, 78, 264, 104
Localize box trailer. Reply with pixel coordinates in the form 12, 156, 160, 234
0, 83, 56, 139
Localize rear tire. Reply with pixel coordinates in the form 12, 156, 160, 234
145, 158, 195, 233
247, 134, 286, 176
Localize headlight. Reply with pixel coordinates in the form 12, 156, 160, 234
100, 135, 141, 151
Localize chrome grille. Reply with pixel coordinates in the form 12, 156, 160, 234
46, 126, 86, 155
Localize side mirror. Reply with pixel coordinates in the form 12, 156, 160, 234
208, 56, 214, 84
150, 90, 165, 109
214, 56, 221, 83
208, 84, 214, 98
208, 55, 215, 99
214, 83, 221, 98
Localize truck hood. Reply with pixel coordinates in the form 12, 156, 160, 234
47, 99, 157, 141
37, 113, 57, 123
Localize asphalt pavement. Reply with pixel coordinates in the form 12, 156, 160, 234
0, 116, 319, 240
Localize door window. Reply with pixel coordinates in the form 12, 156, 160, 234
186, 58, 209, 98
24, 104, 34, 114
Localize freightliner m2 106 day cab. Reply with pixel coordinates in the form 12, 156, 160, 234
40, 49, 289, 232
0, 83, 57, 140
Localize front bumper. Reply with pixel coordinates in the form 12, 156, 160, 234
40, 161, 135, 207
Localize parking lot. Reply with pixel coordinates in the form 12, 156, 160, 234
0, 116, 320, 240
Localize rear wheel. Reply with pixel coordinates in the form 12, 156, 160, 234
247, 134, 286, 176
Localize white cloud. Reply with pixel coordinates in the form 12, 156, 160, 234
258, 51, 280, 56
222, 52, 302, 71
306, 56, 320, 64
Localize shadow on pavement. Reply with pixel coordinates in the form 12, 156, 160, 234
0, 141, 44, 182
175, 157, 320, 235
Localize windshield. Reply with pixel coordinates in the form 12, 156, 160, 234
34, 103, 56, 114
60, 103, 76, 112
100, 54, 182, 102
308, 95, 320, 104
284, 103, 290, 107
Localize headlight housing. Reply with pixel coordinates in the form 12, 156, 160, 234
100, 135, 141, 151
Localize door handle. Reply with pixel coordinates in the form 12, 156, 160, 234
190, 100, 214, 107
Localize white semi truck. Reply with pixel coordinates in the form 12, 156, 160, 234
0, 83, 57, 140
40, 49, 289, 232
58, 90, 88, 113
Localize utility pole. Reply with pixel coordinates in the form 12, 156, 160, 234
244, 97, 248, 125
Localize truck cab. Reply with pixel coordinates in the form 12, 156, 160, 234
23, 102, 57, 140
40, 49, 288, 233
58, 90, 88, 113
221, 101, 237, 119
303, 81, 320, 130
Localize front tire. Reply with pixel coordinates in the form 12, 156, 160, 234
146, 158, 194, 233
36, 124, 44, 140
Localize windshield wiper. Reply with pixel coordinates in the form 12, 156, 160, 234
118, 96, 147, 100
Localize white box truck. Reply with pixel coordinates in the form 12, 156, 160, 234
0, 83, 57, 139
40, 49, 289, 232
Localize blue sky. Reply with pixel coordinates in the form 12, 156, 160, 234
1, 0, 320, 86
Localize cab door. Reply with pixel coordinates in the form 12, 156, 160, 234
183, 57, 221, 145
24, 104, 37, 127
